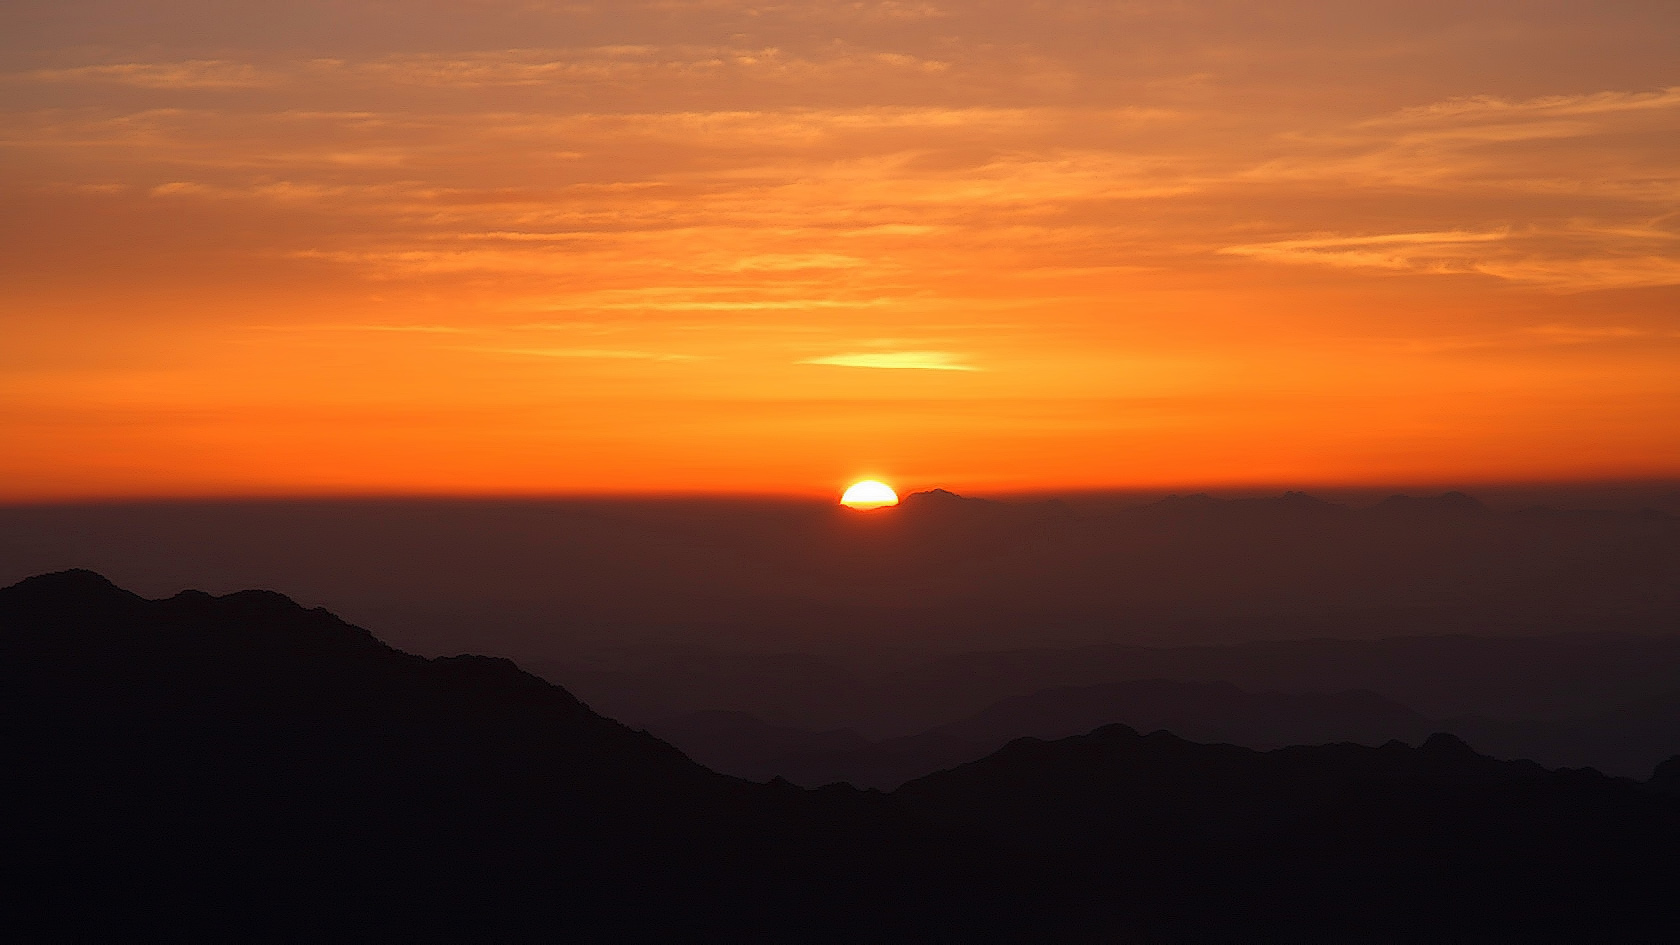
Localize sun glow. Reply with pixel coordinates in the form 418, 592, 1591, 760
841, 480, 899, 510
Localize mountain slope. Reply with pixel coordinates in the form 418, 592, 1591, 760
0, 570, 964, 942
898, 726, 1680, 937
651, 680, 1435, 789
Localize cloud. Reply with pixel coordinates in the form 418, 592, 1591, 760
1220, 230, 1509, 270
799, 351, 978, 371
1472, 256, 1680, 292
246, 324, 472, 334
1240, 85, 1680, 199
24, 61, 281, 90
326, 45, 956, 90
1368, 87, 1680, 126
639, 0, 947, 21
1221, 228, 1680, 292
1521, 324, 1672, 344
472, 347, 700, 361
723, 253, 868, 271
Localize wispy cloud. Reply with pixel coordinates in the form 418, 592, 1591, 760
1368, 87, 1680, 126
1220, 231, 1509, 270
723, 253, 868, 271
24, 61, 281, 90
1473, 255, 1680, 292
473, 347, 701, 361
799, 351, 978, 371
1220, 227, 1680, 291
247, 324, 473, 334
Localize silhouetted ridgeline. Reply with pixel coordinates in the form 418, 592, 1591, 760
649, 681, 1439, 789
8, 489, 1677, 760
4, 571, 1680, 941
648, 675, 1680, 788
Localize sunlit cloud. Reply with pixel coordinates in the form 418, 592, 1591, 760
22, 60, 281, 89
1220, 228, 1680, 291
1369, 87, 1680, 126
246, 324, 474, 334
350, 46, 954, 88
1220, 231, 1510, 271
471, 347, 702, 361
1472, 256, 1680, 292
800, 351, 979, 371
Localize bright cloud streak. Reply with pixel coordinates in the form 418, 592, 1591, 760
800, 351, 979, 371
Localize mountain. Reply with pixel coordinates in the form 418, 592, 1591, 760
1653, 755, 1680, 793
915, 678, 1431, 757
6, 570, 1680, 941
897, 726, 1680, 938
1445, 690, 1680, 778
651, 680, 1436, 789
645, 709, 875, 782
898, 487, 997, 511
571, 630, 1680, 757
0, 570, 973, 942
650, 676, 1680, 789
1367, 490, 1491, 516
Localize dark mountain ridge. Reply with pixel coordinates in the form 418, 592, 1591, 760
5, 571, 1680, 941
650, 673, 1680, 788
0, 571, 965, 941
652, 679, 1439, 789
556, 629, 1680, 754
896, 726, 1680, 938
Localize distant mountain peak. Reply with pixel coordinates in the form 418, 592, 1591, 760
1370, 491, 1490, 515
1652, 755, 1680, 793
1421, 732, 1477, 754
10, 567, 126, 593
1, 568, 139, 606
902, 488, 983, 504
1141, 491, 1346, 517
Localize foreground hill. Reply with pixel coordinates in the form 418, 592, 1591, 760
900, 728, 1680, 938
0, 570, 972, 941
4, 571, 1679, 941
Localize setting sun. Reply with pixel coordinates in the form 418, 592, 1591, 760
841, 481, 899, 510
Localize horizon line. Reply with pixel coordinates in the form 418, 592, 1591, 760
2, 476, 1677, 510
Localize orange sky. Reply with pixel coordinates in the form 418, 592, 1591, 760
3, 1, 1678, 499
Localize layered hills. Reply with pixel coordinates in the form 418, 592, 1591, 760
4, 570, 1679, 941
650, 673, 1680, 788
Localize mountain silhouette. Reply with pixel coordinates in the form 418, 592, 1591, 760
1444, 690, 1680, 777
648, 709, 875, 782
6, 570, 1680, 940
577, 630, 1680, 770
1368, 489, 1491, 516
0, 570, 974, 941
896, 726, 1680, 937
899, 487, 993, 509
651, 675, 1680, 788
1653, 755, 1680, 793
651, 679, 1436, 789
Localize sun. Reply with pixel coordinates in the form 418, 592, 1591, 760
840, 480, 899, 510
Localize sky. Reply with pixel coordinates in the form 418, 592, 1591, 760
2, 0, 1677, 499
